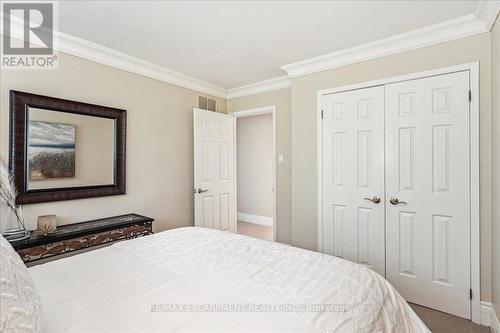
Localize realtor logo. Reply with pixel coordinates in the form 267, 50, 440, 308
1, 1, 58, 68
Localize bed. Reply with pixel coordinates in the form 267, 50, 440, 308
24, 227, 428, 332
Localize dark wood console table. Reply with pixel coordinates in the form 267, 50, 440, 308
9, 213, 154, 264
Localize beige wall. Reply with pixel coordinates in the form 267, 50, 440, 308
236, 114, 273, 217
228, 88, 292, 244
290, 33, 492, 301
0, 50, 226, 232
491, 15, 500, 318
1, 31, 495, 304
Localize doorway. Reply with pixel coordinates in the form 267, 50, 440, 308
231, 106, 276, 242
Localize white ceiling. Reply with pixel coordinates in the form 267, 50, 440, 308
57, 1, 478, 89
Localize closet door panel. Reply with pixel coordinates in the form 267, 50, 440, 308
385, 71, 470, 319
321, 86, 385, 275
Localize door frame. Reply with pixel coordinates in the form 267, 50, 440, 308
316, 62, 480, 323
230, 106, 277, 242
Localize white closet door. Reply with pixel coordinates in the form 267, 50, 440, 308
385, 71, 470, 318
194, 108, 236, 232
321, 86, 385, 276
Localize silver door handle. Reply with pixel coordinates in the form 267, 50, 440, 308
390, 197, 407, 205
364, 196, 381, 204
197, 189, 208, 194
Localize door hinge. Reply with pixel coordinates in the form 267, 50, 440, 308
321, 110, 324, 119
468, 90, 472, 102
469, 288, 473, 300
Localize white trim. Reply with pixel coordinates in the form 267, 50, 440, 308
227, 76, 291, 99
230, 7, 496, 96
316, 62, 481, 324
485, 301, 500, 332
231, 106, 277, 242
232, 7, 496, 95
281, 15, 487, 78
481, 301, 491, 326
469, 62, 481, 325
237, 212, 273, 227
475, 0, 500, 31
317, 92, 324, 253
317, 63, 479, 96
57, 31, 227, 98
230, 106, 276, 118
492, 304, 500, 333
2, 14, 227, 98
232, 116, 238, 233
2, 9, 496, 100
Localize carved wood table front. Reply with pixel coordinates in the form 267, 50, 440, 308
9, 213, 154, 264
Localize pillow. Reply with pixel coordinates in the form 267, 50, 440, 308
0, 234, 41, 333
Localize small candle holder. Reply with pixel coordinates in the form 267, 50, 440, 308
37, 215, 57, 235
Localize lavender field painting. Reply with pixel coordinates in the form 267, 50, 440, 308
28, 121, 76, 181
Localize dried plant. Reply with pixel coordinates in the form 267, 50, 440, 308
0, 160, 24, 229
37, 223, 55, 235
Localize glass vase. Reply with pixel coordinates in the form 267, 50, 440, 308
0, 200, 30, 241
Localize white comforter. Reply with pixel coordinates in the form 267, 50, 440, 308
29, 227, 429, 333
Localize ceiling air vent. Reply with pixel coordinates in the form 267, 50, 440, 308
198, 96, 217, 112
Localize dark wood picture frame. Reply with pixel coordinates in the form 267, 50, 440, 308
9, 90, 126, 204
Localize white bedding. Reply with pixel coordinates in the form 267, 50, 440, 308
29, 227, 429, 333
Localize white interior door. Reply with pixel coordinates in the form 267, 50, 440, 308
385, 71, 470, 318
194, 108, 236, 232
321, 86, 385, 276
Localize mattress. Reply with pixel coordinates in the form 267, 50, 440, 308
28, 227, 429, 333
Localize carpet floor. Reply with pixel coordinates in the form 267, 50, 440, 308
410, 304, 491, 333
237, 221, 273, 241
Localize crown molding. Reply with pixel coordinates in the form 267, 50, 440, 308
56, 31, 227, 98
227, 11, 495, 98
280, 14, 489, 78
3, 7, 498, 100
226, 75, 291, 99
475, 0, 500, 31
1, 14, 227, 98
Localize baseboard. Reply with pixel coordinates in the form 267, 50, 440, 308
237, 212, 273, 227
481, 301, 491, 326
481, 301, 500, 331
492, 304, 500, 333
